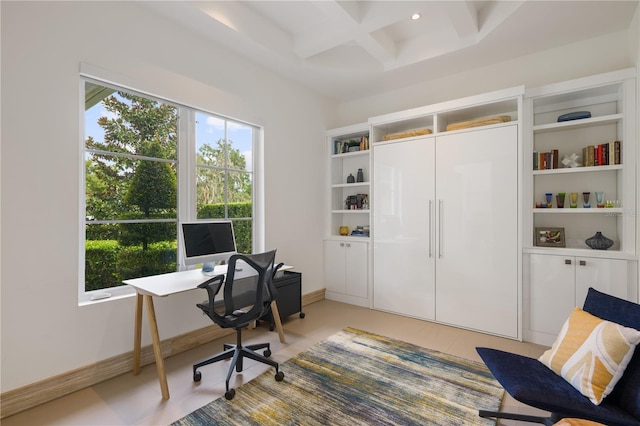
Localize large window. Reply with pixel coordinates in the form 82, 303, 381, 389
82, 79, 256, 300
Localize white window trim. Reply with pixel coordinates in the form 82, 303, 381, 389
78, 68, 264, 305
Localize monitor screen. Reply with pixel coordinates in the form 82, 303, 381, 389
181, 221, 237, 267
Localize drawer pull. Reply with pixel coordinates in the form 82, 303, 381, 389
565, 259, 572, 265
579, 260, 586, 266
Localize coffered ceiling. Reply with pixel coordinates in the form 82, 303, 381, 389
141, 1, 639, 101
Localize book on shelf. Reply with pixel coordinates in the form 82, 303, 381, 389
334, 134, 370, 155
583, 145, 595, 166
581, 141, 620, 167
532, 149, 559, 170
536, 141, 620, 170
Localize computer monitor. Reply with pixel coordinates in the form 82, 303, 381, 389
181, 220, 237, 268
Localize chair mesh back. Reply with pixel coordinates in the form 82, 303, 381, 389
221, 250, 276, 318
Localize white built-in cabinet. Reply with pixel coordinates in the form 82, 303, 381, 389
324, 124, 371, 307
369, 87, 522, 339
372, 137, 436, 320
527, 253, 636, 346
433, 126, 519, 337
373, 124, 519, 338
324, 69, 638, 343
323, 240, 368, 304
523, 69, 638, 345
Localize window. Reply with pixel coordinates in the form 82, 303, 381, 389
82, 79, 258, 300
195, 112, 254, 254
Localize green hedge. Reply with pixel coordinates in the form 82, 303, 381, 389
85, 202, 252, 291
85, 240, 176, 291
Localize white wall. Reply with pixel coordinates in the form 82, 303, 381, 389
0, 1, 334, 392
2, 0, 639, 395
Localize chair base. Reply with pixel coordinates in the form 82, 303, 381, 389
479, 409, 561, 425
192, 328, 281, 399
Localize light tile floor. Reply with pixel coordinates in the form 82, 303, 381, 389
2, 299, 551, 425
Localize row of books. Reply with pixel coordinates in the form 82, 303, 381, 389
334, 135, 370, 155
533, 140, 621, 170
583, 141, 621, 166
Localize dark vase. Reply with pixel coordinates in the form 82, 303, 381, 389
585, 232, 613, 250
347, 173, 355, 184
356, 168, 364, 182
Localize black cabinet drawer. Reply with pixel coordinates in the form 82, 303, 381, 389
262, 271, 304, 325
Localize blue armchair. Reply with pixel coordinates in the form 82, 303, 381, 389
477, 288, 640, 425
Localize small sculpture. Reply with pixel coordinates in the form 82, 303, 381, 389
561, 153, 581, 168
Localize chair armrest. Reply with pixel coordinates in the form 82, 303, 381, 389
273, 262, 285, 279
197, 274, 225, 316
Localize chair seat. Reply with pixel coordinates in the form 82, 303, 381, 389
476, 347, 638, 426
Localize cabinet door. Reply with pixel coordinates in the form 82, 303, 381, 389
435, 125, 519, 337
529, 254, 576, 336
323, 240, 346, 294
373, 137, 436, 320
575, 257, 629, 307
345, 241, 368, 299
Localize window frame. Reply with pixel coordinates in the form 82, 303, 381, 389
79, 76, 263, 305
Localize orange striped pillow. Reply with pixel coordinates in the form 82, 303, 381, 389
539, 307, 640, 405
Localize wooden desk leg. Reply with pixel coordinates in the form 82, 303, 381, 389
133, 294, 143, 375
145, 295, 170, 400
270, 300, 286, 344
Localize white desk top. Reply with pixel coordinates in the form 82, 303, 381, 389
124, 264, 292, 297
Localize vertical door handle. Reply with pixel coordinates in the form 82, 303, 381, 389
428, 200, 433, 258
438, 200, 444, 258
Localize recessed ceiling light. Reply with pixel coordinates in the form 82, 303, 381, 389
411, 13, 421, 20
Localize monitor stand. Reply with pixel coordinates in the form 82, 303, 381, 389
201, 262, 215, 275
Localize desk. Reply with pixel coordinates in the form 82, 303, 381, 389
124, 265, 288, 399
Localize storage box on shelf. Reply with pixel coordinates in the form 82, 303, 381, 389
368, 86, 522, 144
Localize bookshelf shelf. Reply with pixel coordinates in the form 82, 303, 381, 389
532, 113, 622, 133
532, 164, 622, 175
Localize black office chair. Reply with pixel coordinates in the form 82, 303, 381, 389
192, 249, 284, 400
476, 288, 640, 425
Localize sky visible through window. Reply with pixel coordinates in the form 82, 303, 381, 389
85, 99, 253, 171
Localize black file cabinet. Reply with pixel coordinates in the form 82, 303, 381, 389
261, 271, 305, 329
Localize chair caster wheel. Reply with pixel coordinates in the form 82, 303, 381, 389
275, 371, 284, 381
300, 312, 306, 318
225, 389, 235, 400
264, 349, 272, 357
269, 324, 275, 331
193, 371, 201, 382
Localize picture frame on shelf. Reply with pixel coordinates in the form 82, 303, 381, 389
535, 227, 566, 248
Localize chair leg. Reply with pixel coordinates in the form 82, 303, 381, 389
193, 347, 235, 372
192, 327, 282, 400
479, 410, 558, 426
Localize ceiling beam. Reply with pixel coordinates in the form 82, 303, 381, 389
441, 1, 478, 39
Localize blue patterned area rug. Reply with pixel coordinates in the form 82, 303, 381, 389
172, 327, 503, 425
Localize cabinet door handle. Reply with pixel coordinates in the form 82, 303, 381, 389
346, 243, 351, 248
429, 200, 433, 258
438, 200, 444, 258
579, 260, 586, 266
565, 259, 572, 265
340, 243, 345, 247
